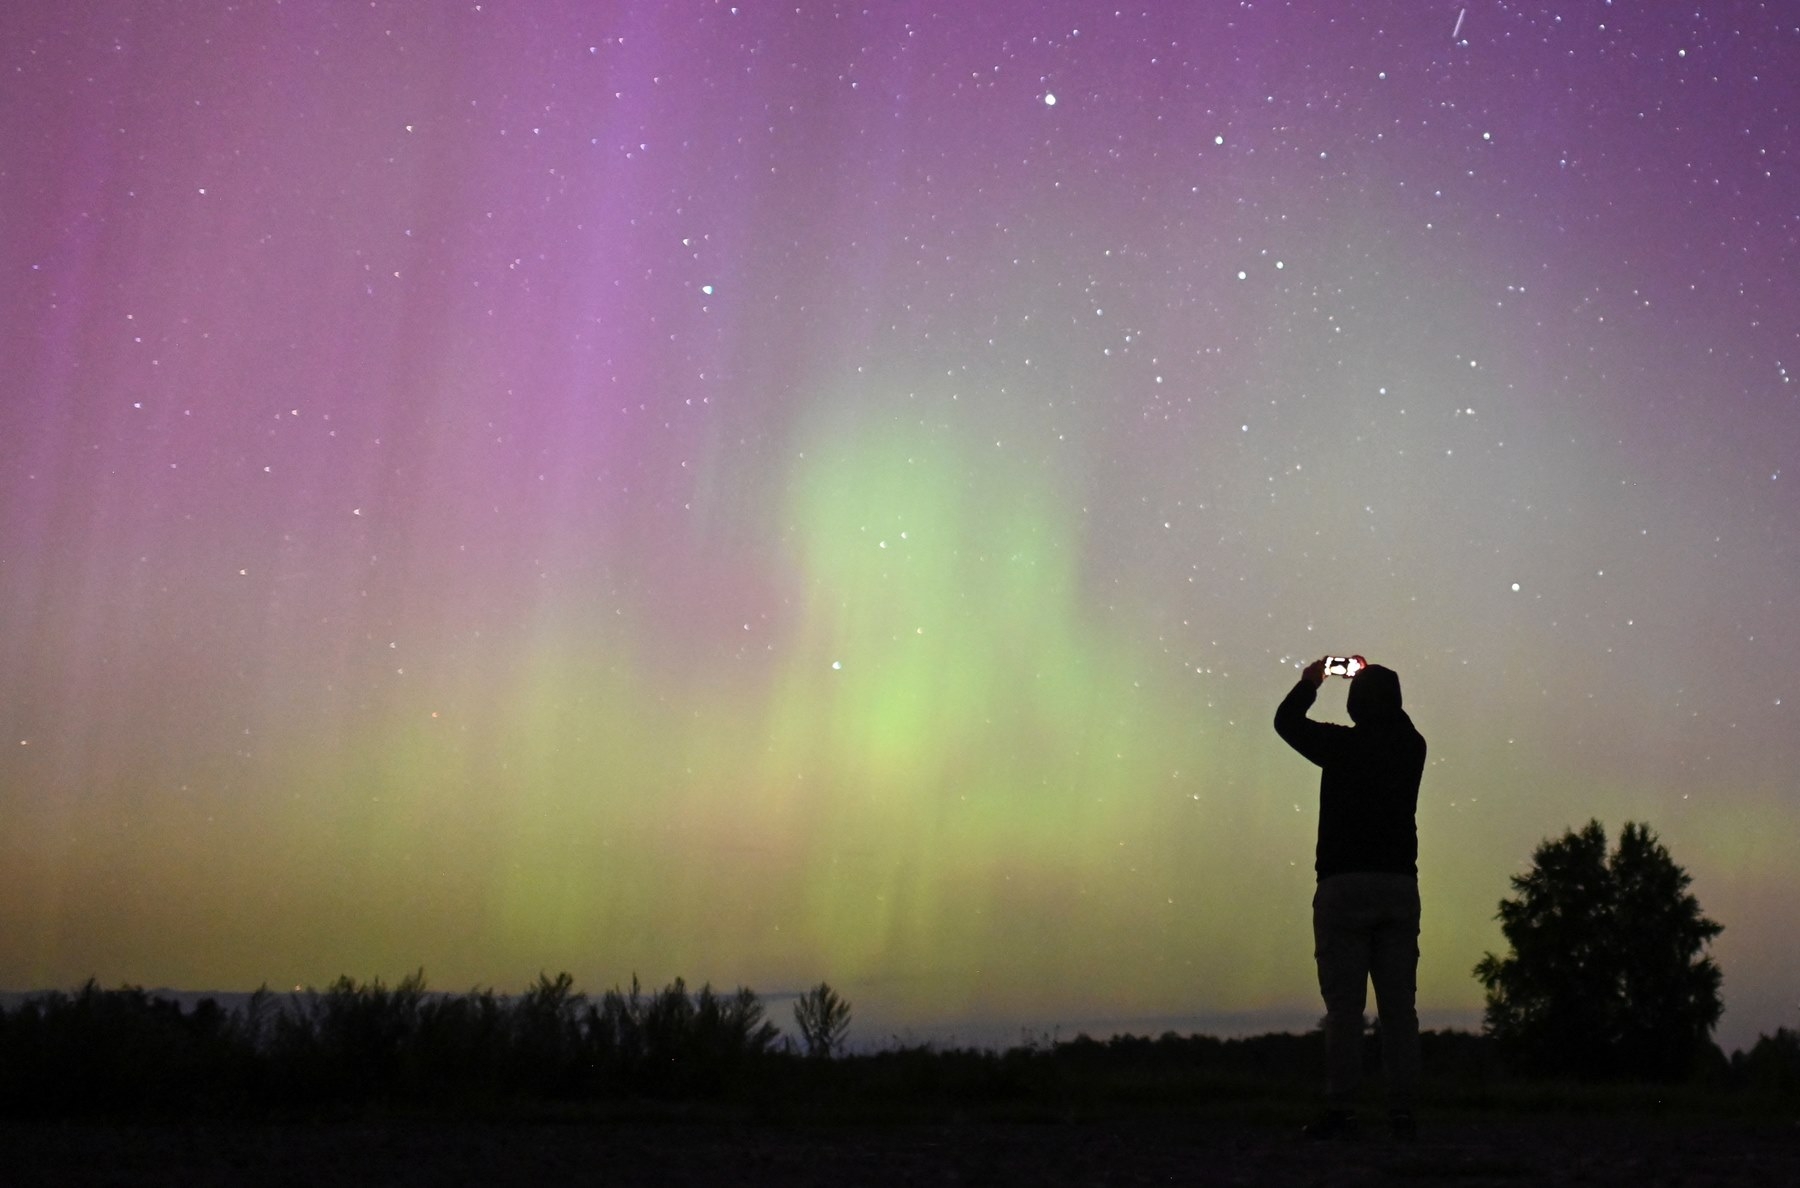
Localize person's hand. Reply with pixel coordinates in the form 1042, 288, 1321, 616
1300, 657, 1326, 687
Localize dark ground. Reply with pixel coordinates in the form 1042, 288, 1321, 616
5, 1116, 1796, 1187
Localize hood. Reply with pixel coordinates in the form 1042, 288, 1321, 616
1346, 664, 1404, 724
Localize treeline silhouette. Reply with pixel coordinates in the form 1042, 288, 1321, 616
2, 973, 1796, 1120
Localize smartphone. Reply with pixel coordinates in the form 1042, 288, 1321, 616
1323, 655, 1366, 678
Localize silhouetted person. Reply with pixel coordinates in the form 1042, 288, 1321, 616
1275, 658, 1426, 1141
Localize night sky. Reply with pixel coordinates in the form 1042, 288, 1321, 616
2, 2, 1795, 1052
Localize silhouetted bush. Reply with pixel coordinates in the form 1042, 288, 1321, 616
505, 971, 587, 1098
0, 981, 249, 1116
272, 969, 431, 1105
582, 976, 779, 1097
793, 981, 852, 1058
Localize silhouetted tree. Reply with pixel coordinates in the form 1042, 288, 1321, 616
793, 982, 852, 1058
1474, 820, 1723, 1080
1732, 1027, 1800, 1097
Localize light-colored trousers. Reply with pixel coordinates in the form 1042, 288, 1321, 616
1312, 871, 1421, 1109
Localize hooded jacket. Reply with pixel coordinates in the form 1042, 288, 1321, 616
1274, 665, 1426, 879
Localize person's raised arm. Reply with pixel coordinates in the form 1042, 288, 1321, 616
1274, 657, 1347, 767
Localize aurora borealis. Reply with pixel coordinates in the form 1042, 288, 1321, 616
2, 2, 1796, 1052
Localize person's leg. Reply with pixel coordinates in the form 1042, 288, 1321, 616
1369, 875, 1422, 1115
1313, 875, 1373, 1110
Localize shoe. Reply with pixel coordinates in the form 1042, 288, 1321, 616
1389, 1110, 1417, 1142
1301, 1108, 1359, 1140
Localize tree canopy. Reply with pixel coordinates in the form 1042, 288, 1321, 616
1473, 820, 1723, 1080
